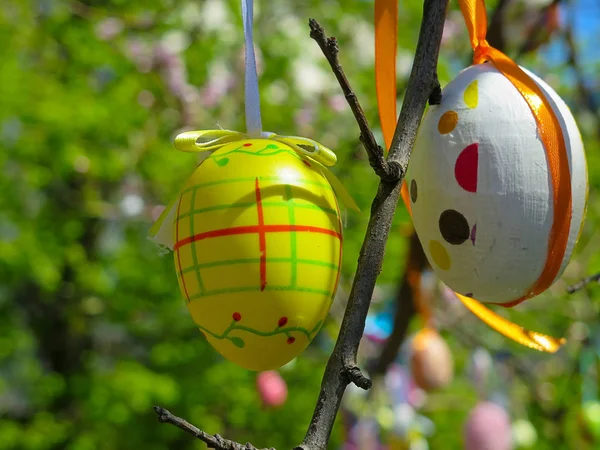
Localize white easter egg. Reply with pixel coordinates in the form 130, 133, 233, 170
407, 62, 588, 304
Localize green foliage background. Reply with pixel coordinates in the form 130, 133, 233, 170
0, 0, 599, 449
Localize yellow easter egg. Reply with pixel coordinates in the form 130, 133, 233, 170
172, 139, 342, 371
407, 63, 588, 305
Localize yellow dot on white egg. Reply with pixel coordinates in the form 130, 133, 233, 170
464, 80, 478, 109
429, 240, 451, 270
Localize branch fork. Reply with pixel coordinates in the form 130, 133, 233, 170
309, 18, 401, 183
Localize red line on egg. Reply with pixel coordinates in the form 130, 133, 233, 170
173, 225, 341, 251
255, 178, 267, 291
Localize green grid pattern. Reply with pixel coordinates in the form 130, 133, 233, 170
177, 175, 340, 301
285, 185, 298, 287
177, 257, 339, 274
188, 284, 332, 302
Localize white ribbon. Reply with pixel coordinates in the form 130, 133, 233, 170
241, 0, 262, 135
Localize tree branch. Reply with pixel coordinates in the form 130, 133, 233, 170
308, 19, 399, 182
567, 272, 600, 294
154, 406, 274, 450
298, 1, 448, 448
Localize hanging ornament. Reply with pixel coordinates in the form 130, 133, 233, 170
375, 0, 588, 352
464, 401, 513, 450
406, 260, 454, 392
256, 370, 288, 408
410, 328, 454, 392
149, 0, 358, 371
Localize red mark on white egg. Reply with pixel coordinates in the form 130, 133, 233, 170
455, 143, 478, 193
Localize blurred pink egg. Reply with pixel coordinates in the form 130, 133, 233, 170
464, 402, 512, 450
410, 328, 454, 391
256, 371, 287, 407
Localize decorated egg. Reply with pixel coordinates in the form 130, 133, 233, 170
170, 138, 342, 371
256, 370, 287, 407
464, 401, 512, 450
407, 63, 588, 304
409, 328, 454, 391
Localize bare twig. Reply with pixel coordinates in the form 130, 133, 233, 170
154, 406, 274, 450
308, 19, 399, 182
344, 363, 373, 390
568, 272, 600, 293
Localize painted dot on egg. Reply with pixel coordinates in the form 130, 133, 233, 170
438, 110, 459, 134
455, 143, 478, 192
470, 223, 477, 245
243, 143, 252, 147
464, 80, 478, 108
410, 179, 418, 203
439, 209, 470, 245
429, 240, 451, 270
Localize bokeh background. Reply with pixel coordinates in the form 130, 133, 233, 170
1, 0, 599, 449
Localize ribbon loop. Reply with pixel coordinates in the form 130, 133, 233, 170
174, 130, 247, 153
273, 135, 337, 167
458, 0, 489, 50
172, 129, 359, 213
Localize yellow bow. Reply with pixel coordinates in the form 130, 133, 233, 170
149, 129, 360, 251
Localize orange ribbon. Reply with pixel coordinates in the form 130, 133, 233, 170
374, 0, 569, 352
375, 0, 412, 212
